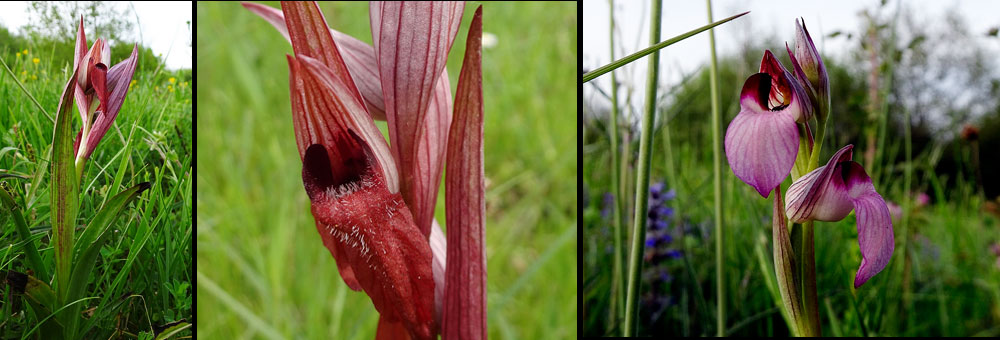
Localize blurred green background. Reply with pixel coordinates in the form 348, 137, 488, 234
196, 1, 577, 339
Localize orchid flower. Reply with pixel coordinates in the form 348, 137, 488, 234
724, 50, 812, 198
786, 18, 829, 118
243, 2, 485, 339
785, 145, 894, 288
69, 17, 139, 171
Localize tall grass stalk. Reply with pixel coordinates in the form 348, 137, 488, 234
583, 10, 750, 83
705, 0, 726, 336
623, 0, 661, 335
607, 0, 626, 328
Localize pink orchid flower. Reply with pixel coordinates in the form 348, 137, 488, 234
724, 49, 812, 197
784, 145, 894, 288
243, 2, 485, 339
68, 17, 139, 169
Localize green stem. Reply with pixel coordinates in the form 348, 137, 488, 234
583, 10, 749, 83
623, 0, 661, 334
706, 0, 726, 336
607, 0, 625, 329
799, 221, 820, 336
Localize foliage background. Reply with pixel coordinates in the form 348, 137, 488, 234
196, 2, 577, 339
0, 15, 192, 339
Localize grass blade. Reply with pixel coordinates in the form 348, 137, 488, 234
583, 10, 749, 83
0, 187, 49, 281
623, 0, 662, 335
705, 0, 726, 336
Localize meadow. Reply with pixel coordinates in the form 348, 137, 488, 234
583, 0, 1000, 337
196, 2, 577, 339
0, 24, 192, 339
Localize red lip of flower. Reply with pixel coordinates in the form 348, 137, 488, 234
69, 17, 139, 169
244, 2, 485, 339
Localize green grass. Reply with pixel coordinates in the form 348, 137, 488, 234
0, 35, 192, 338
196, 2, 577, 339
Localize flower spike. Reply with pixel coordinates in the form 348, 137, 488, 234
787, 18, 829, 118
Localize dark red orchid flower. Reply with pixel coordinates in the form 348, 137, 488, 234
68, 17, 139, 170
243, 2, 486, 339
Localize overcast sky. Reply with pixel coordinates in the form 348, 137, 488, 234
0, 1, 192, 70
584, 0, 1000, 122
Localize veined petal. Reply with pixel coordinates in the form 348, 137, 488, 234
370, 0, 464, 236
788, 18, 828, 116
844, 162, 894, 288
303, 131, 435, 340
759, 50, 812, 122
242, 1, 389, 120
281, 1, 367, 117
782, 145, 894, 288
724, 73, 799, 198
785, 145, 854, 222
80, 45, 138, 160
288, 54, 398, 192
73, 17, 89, 123
443, 6, 486, 340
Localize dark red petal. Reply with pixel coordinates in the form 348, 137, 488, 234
443, 6, 486, 340
281, 1, 366, 111
242, 1, 389, 120
370, 1, 464, 236
305, 131, 435, 340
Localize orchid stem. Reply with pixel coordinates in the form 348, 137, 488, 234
800, 220, 821, 336
706, 0, 726, 336
607, 0, 626, 330
623, 0, 661, 335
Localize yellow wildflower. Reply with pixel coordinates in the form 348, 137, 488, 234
32, 58, 39, 65
22, 49, 27, 55
31, 75, 37, 80
15, 52, 21, 58
168, 85, 174, 93
155, 86, 159, 92
180, 81, 188, 88
168, 77, 176, 84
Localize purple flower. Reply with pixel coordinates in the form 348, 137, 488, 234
784, 145, 894, 288
724, 50, 812, 198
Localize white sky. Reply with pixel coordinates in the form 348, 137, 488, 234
0, 1, 192, 70
584, 0, 1000, 123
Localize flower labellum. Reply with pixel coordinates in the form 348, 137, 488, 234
724, 50, 811, 198
784, 145, 894, 288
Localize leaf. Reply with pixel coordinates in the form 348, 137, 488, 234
443, 6, 486, 340
0, 186, 49, 281
51, 62, 81, 306
154, 321, 191, 340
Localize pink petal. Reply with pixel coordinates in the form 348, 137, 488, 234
370, 1, 464, 236
844, 162, 894, 288
724, 73, 799, 198
443, 6, 486, 340
430, 219, 447, 328
242, 1, 389, 120
73, 17, 90, 123
785, 145, 854, 222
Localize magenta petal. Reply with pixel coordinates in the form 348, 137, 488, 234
785, 145, 855, 222
844, 163, 894, 288
370, 1, 464, 236
82, 45, 138, 160
724, 73, 799, 198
